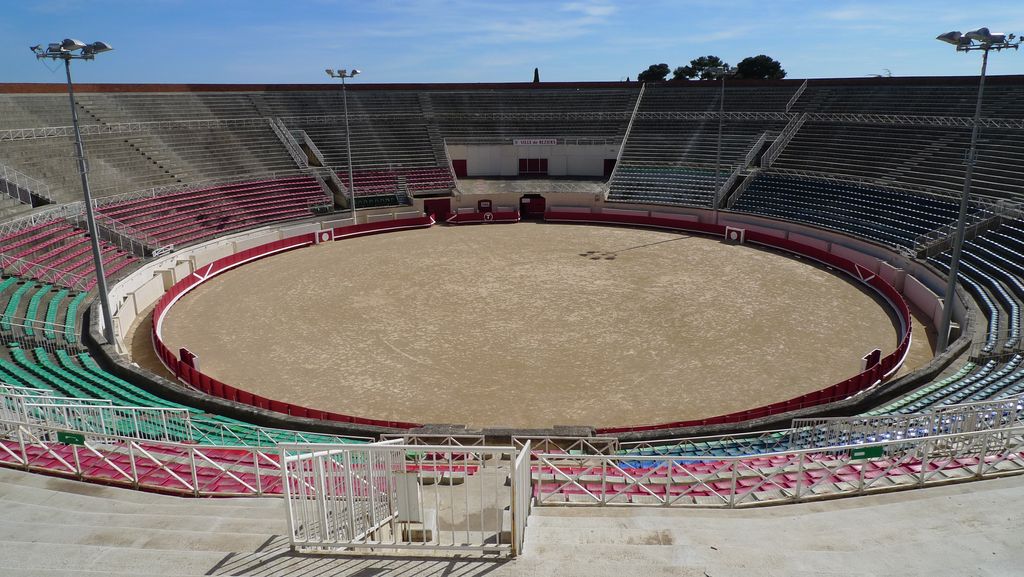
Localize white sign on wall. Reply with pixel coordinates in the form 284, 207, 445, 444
513, 138, 558, 146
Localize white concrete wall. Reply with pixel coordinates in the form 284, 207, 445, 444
447, 144, 618, 177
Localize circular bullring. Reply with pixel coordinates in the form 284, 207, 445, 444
155, 221, 912, 430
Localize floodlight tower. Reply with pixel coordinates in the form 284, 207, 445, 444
709, 66, 737, 223
325, 68, 361, 222
934, 28, 1020, 353
31, 39, 117, 345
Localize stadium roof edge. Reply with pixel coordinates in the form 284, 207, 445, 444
0, 75, 1021, 94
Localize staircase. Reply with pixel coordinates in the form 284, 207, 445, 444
417, 93, 448, 166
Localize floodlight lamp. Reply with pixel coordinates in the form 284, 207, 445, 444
965, 27, 1006, 44
85, 41, 113, 55
936, 31, 963, 45
351, 69, 361, 77
337, 69, 347, 76
61, 38, 86, 52
325, 68, 335, 76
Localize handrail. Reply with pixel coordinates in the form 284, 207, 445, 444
760, 112, 807, 168
267, 118, 308, 169
607, 82, 647, 193
785, 79, 808, 113
0, 163, 53, 206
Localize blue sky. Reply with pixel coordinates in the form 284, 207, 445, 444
3, 1, 1023, 85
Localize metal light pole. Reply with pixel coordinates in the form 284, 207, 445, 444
934, 28, 1019, 353
325, 68, 361, 223
709, 66, 736, 223
31, 39, 117, 345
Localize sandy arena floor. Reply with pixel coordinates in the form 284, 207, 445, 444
155, 222, 927, 429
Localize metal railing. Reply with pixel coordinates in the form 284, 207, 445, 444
0, 163, 53, 206
0, 117, 272, 142
20, 401, 194, 443
281, 442, 530, 556
786, 79, 808, 113
790, 395, 1024, 450
913, 198, 1021, 256
760, 113, 807, 168
268, 118, 308, 169
531, 424, 1024, 508
0, 253, 92, 291
606, 82, 647, 192
0, 420, 284, 496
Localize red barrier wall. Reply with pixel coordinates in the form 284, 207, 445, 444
151, 217, 434, 430
446, 211, 521, 225
541, 212, 913, 434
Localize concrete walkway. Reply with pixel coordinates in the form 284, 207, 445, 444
0, 467, 1020, 576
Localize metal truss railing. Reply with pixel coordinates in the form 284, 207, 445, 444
606, 82, 647, 194
786, 79, 808, 113
0, 163, 53, 206
637, 111, 792, 122
790, 395, 1024, 450
0, 203, 82, 240
0, 253, 92, 292
0, 420, 284, 496
913, 198, 1023, 256
268, 118, 308, 169
513, 436, 620, 455
803, 112, 1024, 130
531, 424, 1024, 508
761, 113, 808, 168
0, 117, 271, 142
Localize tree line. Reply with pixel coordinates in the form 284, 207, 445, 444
636, 55, 786, 82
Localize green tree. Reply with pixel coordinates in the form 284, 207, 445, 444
673, 55, 730, 81
734, 55, 786, 80
637, 63, 670, 83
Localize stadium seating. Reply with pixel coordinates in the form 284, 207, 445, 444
96, 176, 331, 247
0, 218, 136, 289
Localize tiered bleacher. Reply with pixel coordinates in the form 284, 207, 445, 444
96, 175, 331, 248
606, 82, 795, 206
0, 218, 136, 289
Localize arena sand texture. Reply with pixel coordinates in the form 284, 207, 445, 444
158, 223, 919, 429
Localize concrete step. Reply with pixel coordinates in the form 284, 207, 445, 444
1, 499, 283, 535
0, 520, 276, 553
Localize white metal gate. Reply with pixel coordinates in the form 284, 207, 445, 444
281, 441, 532, 556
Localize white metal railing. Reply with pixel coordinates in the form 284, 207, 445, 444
913, 198, 1019, 255
22, 401, 194, 443
760, 112, 807, 168
0, 163, 53, 206
0, 419, 284, 496
0, 117, 271, 142
511, 440, 531, 555
0, 253, 91, 291
790, 395, 1024, 450
268, 118, 309, 169
281, 442, 530, 556
786, 79, 808, 113
606, 82, 647, 192
532, 424, 1024, 508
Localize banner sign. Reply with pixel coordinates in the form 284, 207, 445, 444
513, 138, 558, 146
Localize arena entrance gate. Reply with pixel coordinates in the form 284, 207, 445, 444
519, 194, 546, 219
423, 198, 451, 222
281, 441, 533, 557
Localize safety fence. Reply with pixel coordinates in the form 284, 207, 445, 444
281, 442, 532, 556
531, 424, 1024, 507
0, 418, 284, 496
790, 394, 1024, 450
543, 210, 913, 434
151, 215, 435, 430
